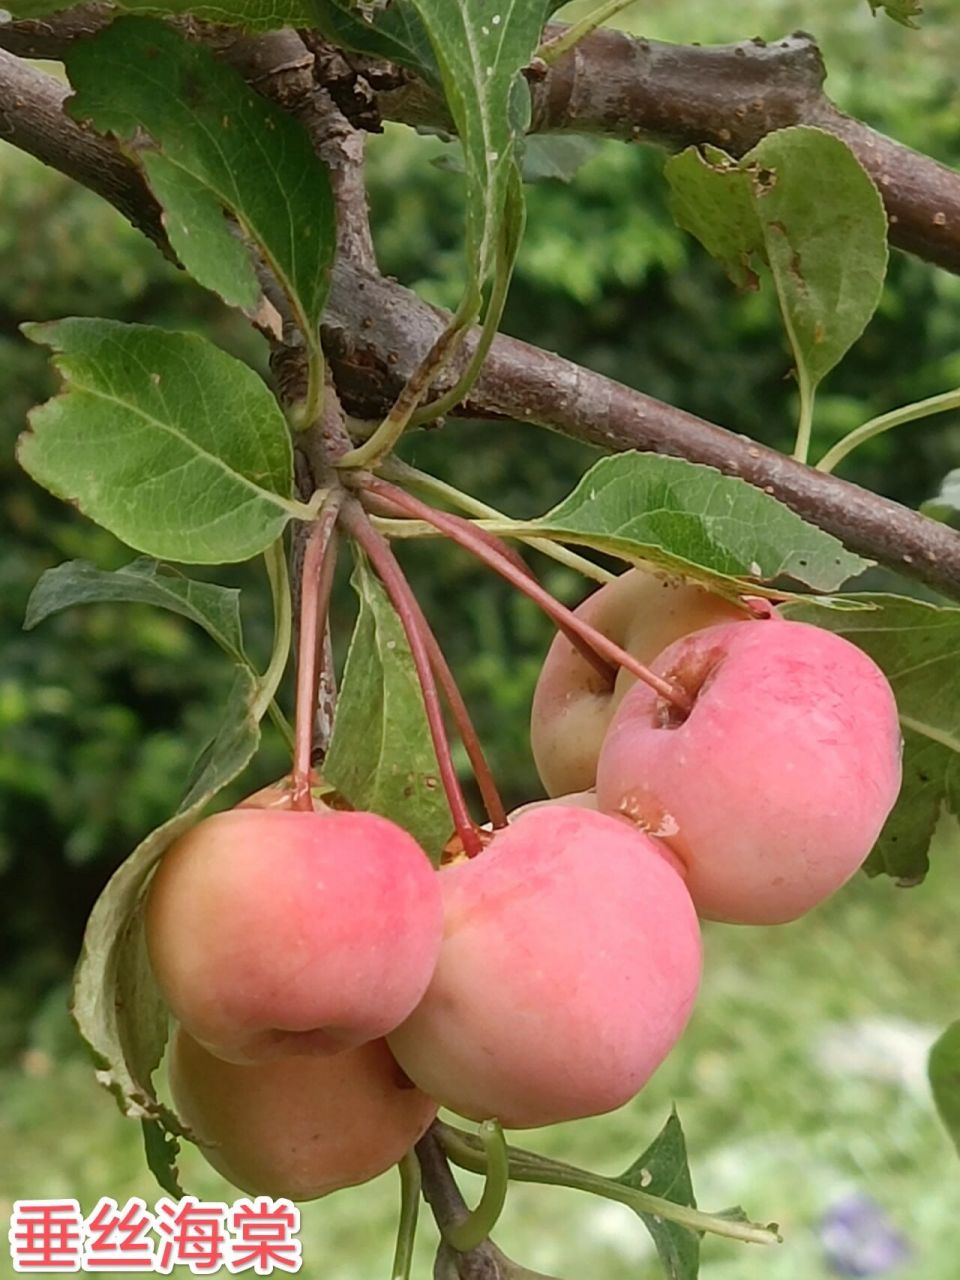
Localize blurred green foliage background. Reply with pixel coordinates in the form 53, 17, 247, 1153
2, 2, 960, 1277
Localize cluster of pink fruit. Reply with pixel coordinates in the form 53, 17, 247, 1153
145, 569, 902, 1204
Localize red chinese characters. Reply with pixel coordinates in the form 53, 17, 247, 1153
8, 1197, 302, 1274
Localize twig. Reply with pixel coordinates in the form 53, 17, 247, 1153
362, 484, 614, 682
380, 460, 614, 585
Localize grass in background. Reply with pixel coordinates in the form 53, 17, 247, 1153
1, 820, 957, 1280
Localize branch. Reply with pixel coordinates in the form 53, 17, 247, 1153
0, 46, 167, 252
385, 26, 960, 278
4, 50, 960, 599
224, 28, 377, 272
322, 261, 960, 600
4, 16, 960, 275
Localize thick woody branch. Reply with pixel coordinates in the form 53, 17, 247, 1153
0, 46, 167, 251
4, 50, 960, 599
389, 26, 960, 278
322, 262, 960, 599
5, 15, 959, 275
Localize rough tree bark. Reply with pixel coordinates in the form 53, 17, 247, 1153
4, 35, 958, 596
5, 15, 960, 274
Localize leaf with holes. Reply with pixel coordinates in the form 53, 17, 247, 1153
66, 19, 334, 337
666, 127, 888, 399
617, 1111, 699, 1280
325, 556, 452, 861
781, 594, 960, 882
19, 320, 295, 563
514, 452, 869, 595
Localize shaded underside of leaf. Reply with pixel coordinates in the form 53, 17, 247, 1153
5, 0, 312, 23
71, 668, 261, 1133
25, 557, 245, 660
309, 0, 438, 82
929, 1021, 960, 1157
325, 555, 452, 861
65, 18, 334, 332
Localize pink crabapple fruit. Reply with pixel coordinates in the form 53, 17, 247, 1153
530, 568, 750, 796
387, 804, 702, 1129
169, 1028, 437, 1201
595, 618, 903, 925
146, 807, 443, 1064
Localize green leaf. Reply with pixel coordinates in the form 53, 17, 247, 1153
19, 319, 294, 563
325, 556, 452, 861
3, 0, 313, 22
921, 468, 960, 528
308, 0, 438, 81
142, 1120, 186, 1197
617, 1111, 699, 1280
405, 0, 546, 285
65, 18, 335, 337
435, 134, 603, 185
666, 126, 888, 391
519, 134, 604, 184
664, 144, 764, 292
929, 1022, 960, 1156
71, 667, 261, 1128
25, 558, 245, 660
142, 1121, 185, 1198
780, 594, 960, 882
867, 0, 923, 26
519, 452, 869, 594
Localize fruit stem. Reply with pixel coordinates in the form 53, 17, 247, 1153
442, 1121, 510, 1254
436, 1123, 782, 1248
392, 1151, 421, 1280
378, 459, 615, 585
342, 501, 483, 857
422, 624, 508, 831
359, 478, 692, 714
365, 483, 617, 686
291, 494, 343, 812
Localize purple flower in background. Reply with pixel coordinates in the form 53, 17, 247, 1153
820, 1194, 912, 1277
